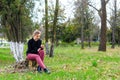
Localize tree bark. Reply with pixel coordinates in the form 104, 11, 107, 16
50, 0, 59, 57
98, 0, 107, 51
10, 42, 24, 62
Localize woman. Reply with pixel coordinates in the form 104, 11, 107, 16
26, 30, 50, 74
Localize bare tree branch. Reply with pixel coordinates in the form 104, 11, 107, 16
88, 3, 102, 17
107, 19, 112, 26
88, 3, 99, 12
105, 0, 110, 5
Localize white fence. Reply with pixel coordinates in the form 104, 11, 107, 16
0, 39, 9, 48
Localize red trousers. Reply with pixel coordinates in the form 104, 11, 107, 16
27, 50, 46, 69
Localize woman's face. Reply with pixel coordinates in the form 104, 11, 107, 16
33, 34, 40, 41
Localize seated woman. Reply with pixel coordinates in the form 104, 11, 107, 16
26, 30, 50, 74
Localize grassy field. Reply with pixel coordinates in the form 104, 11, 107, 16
0, 45, 120, 80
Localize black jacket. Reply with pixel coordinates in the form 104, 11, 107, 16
26, 38, 42, 55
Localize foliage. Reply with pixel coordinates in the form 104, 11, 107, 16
0, 0, 35, 42
61, 23, 79, 42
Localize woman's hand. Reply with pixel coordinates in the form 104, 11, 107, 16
37, 48, 41, 52
41, 45, 44, 50
38, 45, 44, 52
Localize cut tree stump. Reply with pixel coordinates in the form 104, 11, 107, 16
0, 59, 38, 73
13, 59, 38, 71
26, 59, 38, 70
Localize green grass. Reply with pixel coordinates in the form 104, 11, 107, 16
0, 45, 120, 80
0, 48, 15, 67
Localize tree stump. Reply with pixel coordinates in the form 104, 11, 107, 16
25, 59, 38, 70
13, 59, 38, 72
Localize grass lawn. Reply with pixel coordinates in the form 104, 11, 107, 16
0, 45, 120, 80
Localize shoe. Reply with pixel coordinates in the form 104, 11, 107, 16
37, 66, 42, 73
44, 68, 51, 74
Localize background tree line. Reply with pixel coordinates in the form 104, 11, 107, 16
0, 0, 120, 61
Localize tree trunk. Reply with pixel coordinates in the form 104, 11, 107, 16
80, 0, 85, 49
45, 42, 49, 55
98, 0, 107, 51
45, 0, 49, 55
118, 29, 120, 47
111, 25, 115, 48
81, 24, 84, 49
56, 39, 59, 46
50, 43, 54, 57
10, 42, 24, 62
50, 0, 59, 57
88, 36, 91, 48
111, 0, 117, 49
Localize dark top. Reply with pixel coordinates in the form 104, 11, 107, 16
26, 38, 42, 55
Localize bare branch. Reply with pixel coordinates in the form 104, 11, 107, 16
105, 0, 110, 5
88, 3, 99, 12
88, 3, 102, 17
107, 19, 112, 26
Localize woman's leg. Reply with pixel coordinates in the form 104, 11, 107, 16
27, 54, 46, 69
38, 50, 45, 62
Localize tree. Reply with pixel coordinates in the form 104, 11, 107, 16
74, 0, 85, 49
88, 0, 110, 51
85, 12, 94, 48
117, 11, 120, 46
42, 0, 65, 46
0, 0, 34, 62
74, 0, 94, 48
61, 22, 78, 43
111, 0, 117, 48
98, 0, 107, 51
108, 9, 120, 46
49, 0, 59, 57
42, 0, 66, 47
45, 0, 49, 55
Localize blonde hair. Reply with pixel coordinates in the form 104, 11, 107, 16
32, 30, 41, 37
